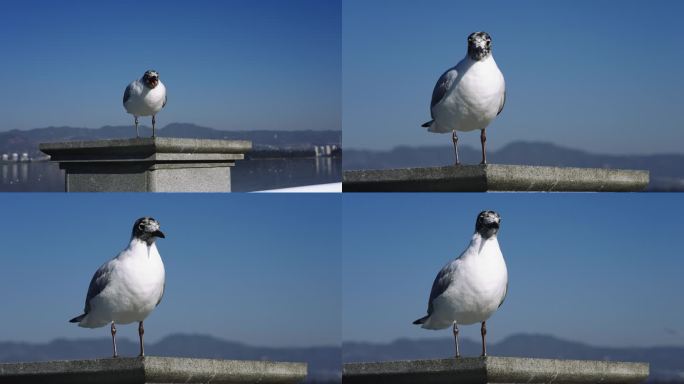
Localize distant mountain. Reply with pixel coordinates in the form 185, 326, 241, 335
343, 142, 684, 191
0, 333, 340, 383
0, 123, 341, 157
343, 334, 684, 382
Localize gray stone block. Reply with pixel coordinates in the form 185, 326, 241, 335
343, 164, 649, 192
0, 356, 307, 384
40, 137, 252, 192
343, 356, 649, 384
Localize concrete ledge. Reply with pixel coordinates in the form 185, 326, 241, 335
0, 356, 307, 384
343, 357, 648, 384
40, 137, 252, 162
39, 137, 252, 192
343, 164, 649, 192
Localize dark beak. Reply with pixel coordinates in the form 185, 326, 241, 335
153, 230, 165, 239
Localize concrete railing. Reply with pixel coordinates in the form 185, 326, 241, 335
40, 137, 252, 192
343, 164, 649, 192
0, 356, 307, 384
343, 356, 648, 384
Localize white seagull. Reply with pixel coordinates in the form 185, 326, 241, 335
422, 32, 506, 165
413, 210, 508, 357
70, 217, 166, 358
123, 70, 167, 138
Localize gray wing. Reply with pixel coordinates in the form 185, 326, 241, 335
498, 280, 508, 308
123, 84, 133, 105
83, 262, 113, 314
426, 263, 455, 315
497, 90, 506, 116
156, 282, 165, 306
430, 67, 458, 110
162, 94, 167, 108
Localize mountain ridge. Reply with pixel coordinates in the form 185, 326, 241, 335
0, 123, 342, 156
2, 333, 682, 382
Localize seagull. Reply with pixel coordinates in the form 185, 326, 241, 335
69, 217, 166, 358
422, 32, 506, 165
413, 211, 508, 358
123, 70, 167, 138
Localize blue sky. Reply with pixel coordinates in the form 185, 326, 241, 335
343, 194, 684, 348
0, 194, 340, 347
0, 0, 340, 131
343, 0, 684, 155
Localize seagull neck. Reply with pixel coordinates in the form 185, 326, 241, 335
129, 237, 157, 250
465, 54, 494, 66
465, 232, 497, 257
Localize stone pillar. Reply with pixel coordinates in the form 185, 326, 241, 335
343, 357, 649, 384
40, 138, 251, 192
0, 357, 307, 383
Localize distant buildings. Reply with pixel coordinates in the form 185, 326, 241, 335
314, 145, 339, 157
1, 152, 34, 162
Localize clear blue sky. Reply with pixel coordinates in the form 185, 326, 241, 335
0, 194, 340, 347
0, 0, 340, 131
343, 0, 684, 155
343, 194, 684, 348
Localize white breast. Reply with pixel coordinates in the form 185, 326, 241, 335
432, 56, 505, 133
124, 81, 166, 117
87, 241, 165, 326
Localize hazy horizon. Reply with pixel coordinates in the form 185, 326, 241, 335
0, 121, 342, 132
4, 329, 678, 349
343, 140, 684, 157
0, 332, 339, 348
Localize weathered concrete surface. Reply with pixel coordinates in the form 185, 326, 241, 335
343, 164, 649, 192
343, 356, 649, 384
0, 356, 307, 384
40, 137, 251, 192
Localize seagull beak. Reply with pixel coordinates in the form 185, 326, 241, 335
153, 230, 165, 239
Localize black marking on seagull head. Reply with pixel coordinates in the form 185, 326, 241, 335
143, 70, 160, 89
475, 210, 501, 239
132, 217, 165, 245
467, 31, 492, 61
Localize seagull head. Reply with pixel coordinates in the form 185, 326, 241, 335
475, 210, 501, 239
132, 217, 165, 245
467, 31, 492, 61
142, 70, 160, 89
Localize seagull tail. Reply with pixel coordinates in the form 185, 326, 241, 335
412, 315, 429, 325
69, 314, 86, 323
421, 120, 433, 128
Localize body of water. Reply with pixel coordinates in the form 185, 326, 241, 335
0, 157, 341, 192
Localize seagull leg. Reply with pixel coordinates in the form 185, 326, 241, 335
480, 128, 487, 165
135, 116, 139, 138
152, 115, 156, 138
452, 130, 460, 165
138, 321, 145, 357
480, 321, 487, 357
111, 322, 118, 358
452, 321, 461, 358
